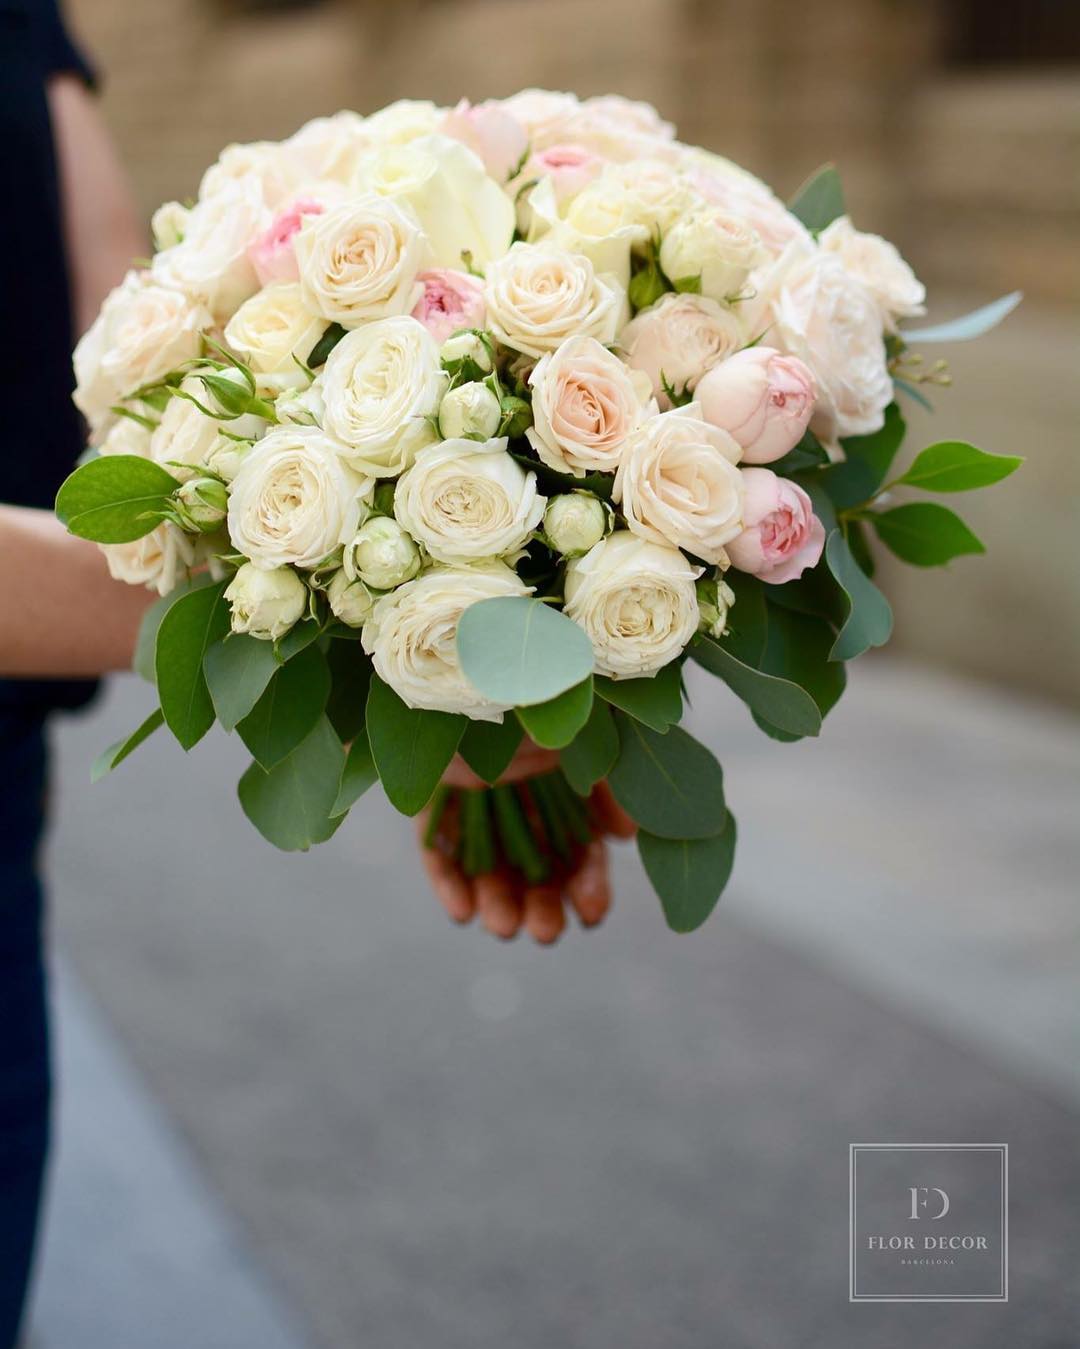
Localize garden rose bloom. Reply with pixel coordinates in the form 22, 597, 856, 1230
484, 243, 622, 358
279, 112, 371, 186
394, 437, 545, 563
565, 531, 701, 678
726, 467, 825, 584
439, 99, 529, 183
248, 198, 326, 286
101, 523, 196, 597
526, 335, 652, 475
411, 268, 486, 342
227, 426, 373, 570
149, 385, 238, 482
818, 215, 926, 329
526, 144, 602, 205
695, 347, 817, 464
199, 141, 294, 210
620, 292, 745, 405
225, 562, 307, 639
659, 209, 762, 301
361, 562, 531, 719
614, 405, 745, 564
223, 283, 326, 389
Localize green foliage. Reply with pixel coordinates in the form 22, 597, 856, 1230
870, 503, 985, 566
132, 574, 215, 682
902, 291, 1021, 344
559, 697, 619, 796
155, 580, 230, 749
332, 728, 378, 817
770, 432, 830, 476
237, 643, 331, 771
825, 530, 893, 661
593, 662, 682, 732
690, 634, 822, 738
306, 322, 346, 368
638, 813, 737, 933
458, 716, 524, 785
608, 714, 727, 840
203, 634, 279, 731
788, 163, 845, 233
91, 708, 164, 783
55, 454, 179, 543
756, 602, 846, 733
366, 675, 466, 816
818, 404, 906, 510
895, 441, 1022, 493
324, 641, 372, 743
517, 677, 593, 749
456, 596, 595, 707
511, 452, 615, 502
238, 716, 345, 851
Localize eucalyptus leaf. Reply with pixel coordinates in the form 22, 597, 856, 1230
870, 503, 985, 566
237, 643, 331, 770
55, 454, 179, 543
607, 714, 726, 840
517, 677, 593, 749
458, 716, 524, 785
203, 634, 279, 731
594, 661, 682, 732
457, 597, 594, 707
560, 697, 619, 795
155, 580, 230, 750
788, 163, 845, 233
893, 377, 934, 412
825, 530, 893, 661
91, 708, 164, 783
895, 441, 1022, 493
238, 716, 345, 851
638, 813, 737, 933
366, 675, 466, 816
331, 727, 378, 817
689, 634, 822, 738
901, 292, 1021, 344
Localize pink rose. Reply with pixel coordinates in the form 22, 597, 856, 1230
696, 347, 817, 464
527, 143, 603, 205
410, 269, 487, 344
439, 99, 529, 183
727, 467, 825, 585
248, 198, 325, 287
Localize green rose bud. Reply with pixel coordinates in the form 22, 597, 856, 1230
498, 393, 533, 440
543, 492, 610, 558
175, 475, 228, 532
696, 574, 736, 639
344, 516, 421, 591
628, 260, 670, 313
224, 562, 307, 641
438, 382, 502, 441
326, 569, 377, 629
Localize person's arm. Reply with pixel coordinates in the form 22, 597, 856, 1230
0, 506, 152, 677
47, 73, 146, 334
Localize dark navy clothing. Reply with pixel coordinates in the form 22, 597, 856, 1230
1, 2, 97, 1343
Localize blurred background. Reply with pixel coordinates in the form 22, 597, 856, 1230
29, 2, 1080, 1346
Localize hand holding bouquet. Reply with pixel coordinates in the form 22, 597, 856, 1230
56, 91, 1021, 932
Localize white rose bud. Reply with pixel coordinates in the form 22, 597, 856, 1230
660, 210, 762, 302
175, 476, 228, 532
696, 575, 736, 639
326, 569, 377, 628
440, 329, 494, 375
543, 493, 609, 557
224, 562, 307, 641
438, 382, 502, 441
343, 516, 421, 590
203, 436, 252, 484
151, 200, 190, 252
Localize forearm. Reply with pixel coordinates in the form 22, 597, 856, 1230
0, 506, 152, 676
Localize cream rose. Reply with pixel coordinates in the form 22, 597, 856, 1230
363, 99, 440, 147
564, 531, 701, 678
325, 569, 377, 629
223, 283, 326, 391
527, 177, 646, 287
319, 317, 445, 476
227, 425, 373, 570
819, 215, 926, 329
149, 371, 266, 480
659, 209, 762, 302
526, 334, 652, 476
101, 523, 196, 597
484, 243, 623, 358
278, 112, 371, 187
614, 405, 745, 564
225, 562, 308, 639
73, 272, 210, 435
619, 292, 745, 405
361, 562, 532, 720
394, 437, 545, 563
98, 416, 152, 459
294, 196, 428, 327
199, 141, 294, 210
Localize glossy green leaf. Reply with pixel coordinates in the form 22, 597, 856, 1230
306, 321, 346, 368
758, 603, 846, 728
825, 530, 893, 660
237, 643, 331, 771
456, 597, 594, 707
516, 677, 593, 749
458, 716, 524, 785
818, 403, 906, 510
324, 641, 372, 743
788, 163, 845, 232
608, 714, 726, 840
90, 707, 164, 783
594, 661, 682, 732
560, 698, 619, 796
203, 634, 279, 731
55, 454, 179, 543
719, 572, 768, 665
689, 634, 821, 737
155, 580, 230, 750
510, 452, 614, 501
331, 727, 378, 817
901, 291, 1021, 344
870, 503, 985, 567
238, 716, 345, 851
366, 675, 466, 816
275, 619, 323, 663
132, 574, 215, 682
895, 441, 1022, 493
638, 813, 737, 933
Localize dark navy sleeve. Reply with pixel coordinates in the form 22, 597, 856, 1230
36, 0, 96, 85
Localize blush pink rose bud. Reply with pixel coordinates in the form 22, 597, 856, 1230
439, 99, 529, 183
527, 144, 603, 205
726, 467, 825, 585
695, 347, 817, 464
248, 198, 326, 287
411, 269, 487, 344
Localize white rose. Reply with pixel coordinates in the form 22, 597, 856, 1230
98, 416, 152, 459
294, 196, 427, 327
818, 215, 926, 329
440, 330, 493, 375
496, 90, 581, 147
614, 405, 745, 563
484, 243, 623, 358
394, 437, 545, 563
101, 523, 196, 597
227, 425, 373, 570
660, 209, 762, 301
274, 381, 325, 427
326, 568, 377, 628
73, 272, 210, 435
151, 201, 190, 251
199, 142, 295, 209
279, 112, 371, 187
619, 291, 745, 405
526, 334, 652, 476
438, 382, 502, 441
361, 562, 531, 720
358, 135, 515, 270
151, 175, 268, 321
763, 244, 892, 442
320, 317, 445, 476
526, 177, 646, 288
605, 159, 701, 236
543, 492, 609, 557
224, 562, 307, 640
223, 283, 326, 392
343, 516, 421, 590
678, 148, 811, 257
149, 373, 265, 480
363, 99, 440, 147
564, 531, 702, 678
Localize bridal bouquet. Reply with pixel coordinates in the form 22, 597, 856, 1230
56, 91, 1020, 930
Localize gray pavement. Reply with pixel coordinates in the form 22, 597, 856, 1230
29, 656, 1080, 1348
